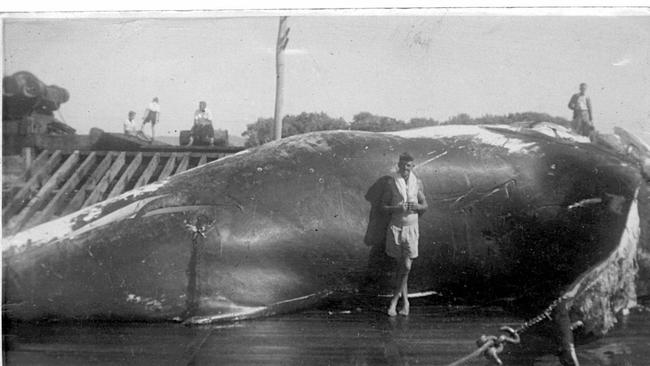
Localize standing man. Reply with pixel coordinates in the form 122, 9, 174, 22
568, 83, 594, 137
382, 152, 428, 316
188, 101, 215, 146
141, 97, 160, 142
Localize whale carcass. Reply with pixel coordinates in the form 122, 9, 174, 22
3, 125, 643, 336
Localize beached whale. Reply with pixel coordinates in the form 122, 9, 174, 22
3, 125, 642, 341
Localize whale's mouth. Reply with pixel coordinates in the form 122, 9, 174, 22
3, 194, 168, 256
559, 188, 640, 335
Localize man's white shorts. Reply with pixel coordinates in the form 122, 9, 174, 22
385, 223, 419, 259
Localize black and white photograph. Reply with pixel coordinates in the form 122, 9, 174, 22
2, 3, 650, 365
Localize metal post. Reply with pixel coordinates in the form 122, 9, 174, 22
274, 16, 290, 141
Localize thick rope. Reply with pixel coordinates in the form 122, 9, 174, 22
444, 297, 562, 366
446, 339, 497, 366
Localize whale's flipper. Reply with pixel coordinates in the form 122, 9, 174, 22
183, 290, 333, 325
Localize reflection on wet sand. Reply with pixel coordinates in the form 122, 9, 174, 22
4, 304, 649, 365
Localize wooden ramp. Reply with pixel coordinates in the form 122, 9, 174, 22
2, 149, 235, 235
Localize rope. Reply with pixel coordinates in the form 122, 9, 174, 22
446, 340, 497, 366
444, 297, 562, 366
513, 298, 560, 334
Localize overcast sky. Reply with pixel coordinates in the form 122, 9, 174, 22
3, 13, 649, 139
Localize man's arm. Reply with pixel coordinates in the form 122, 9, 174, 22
568, 94, 577, 110
587, 97, 593, 122
381, 182, 406, 214
411, 179, 428, 213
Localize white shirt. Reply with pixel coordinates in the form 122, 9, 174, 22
147, 101, 160, 113
194, 108, 212, 124
390, 172, 420, 226
124, 118, 138, 135
576, 95, 588, 110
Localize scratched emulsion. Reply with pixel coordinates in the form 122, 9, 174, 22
3, 303, 649, 365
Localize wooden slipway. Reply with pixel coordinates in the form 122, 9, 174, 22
2, 148, 237, 236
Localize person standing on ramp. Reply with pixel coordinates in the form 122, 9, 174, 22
141, 97, 160, 142
382, 152, 428, 316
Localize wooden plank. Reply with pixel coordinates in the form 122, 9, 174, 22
174, 153, 190, 174
107, 152, 143, 199
28, 152, 98, 227
215, 153, 225, 161
6, 151, 80, 233
23, 147, 33, 169
157, 152, 178, 181
2, 150, 63, 222
62, 152, 115, 216
82, 151, 126, 207
79, 146, 243, 157
137, 144, 244, 154
133, 153, 160, 189
22, 149, 50, 181
197, 154, 207, 167
97, 150, 227, 159
105, 150, 172, 159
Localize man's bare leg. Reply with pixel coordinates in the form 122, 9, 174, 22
388, 260, 403, 316
387, 263, 400, 316
388, 256, 411, 316
398, 257, 412, 315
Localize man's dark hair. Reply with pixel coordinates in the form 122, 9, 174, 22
399, 152, 414, 163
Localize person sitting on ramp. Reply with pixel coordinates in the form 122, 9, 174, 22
124, 111, 139, 136
124, 111, 149, 141
188, 101, 215, 146
381, 152, 428, 316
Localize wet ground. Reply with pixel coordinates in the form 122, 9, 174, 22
3, 304, 650, 366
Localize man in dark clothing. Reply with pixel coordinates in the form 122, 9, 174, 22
568, 83, 594, 137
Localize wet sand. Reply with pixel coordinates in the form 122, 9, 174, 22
3, 305, 650, 365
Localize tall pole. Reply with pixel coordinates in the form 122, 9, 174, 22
274, 16, 290, 141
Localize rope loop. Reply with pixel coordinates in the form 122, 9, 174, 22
474, 326, 520, 365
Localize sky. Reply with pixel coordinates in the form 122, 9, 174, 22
3, 12, 650, 140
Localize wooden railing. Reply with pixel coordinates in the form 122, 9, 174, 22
2, 149, 237, 235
